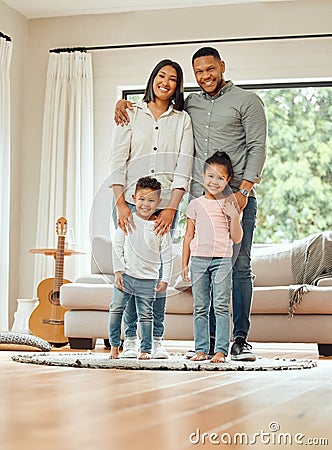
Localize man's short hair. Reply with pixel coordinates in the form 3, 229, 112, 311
192, 47, 221, 65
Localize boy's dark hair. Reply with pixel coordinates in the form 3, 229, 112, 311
192, 47, 221, 65
204, 151, 233, 179
143, 59, 184, 111
135, 176, 161, 196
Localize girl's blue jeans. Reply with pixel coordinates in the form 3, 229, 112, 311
191, 256, 232, 356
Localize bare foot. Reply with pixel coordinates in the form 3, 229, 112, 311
210, 352, 226, 363
190, 352, 208, 361
109, 346, 119, 359
139, 352, 152, 360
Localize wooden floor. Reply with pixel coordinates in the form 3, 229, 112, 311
1, 342, 331, 450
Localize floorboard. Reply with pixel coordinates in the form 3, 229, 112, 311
0, 342, 331, 450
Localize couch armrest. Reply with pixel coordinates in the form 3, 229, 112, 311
91, 235, 114, 275
316, 277, 332, 287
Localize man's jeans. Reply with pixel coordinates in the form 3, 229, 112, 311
232, 197, 257, 340
191, 256, 232, 355
109, 274, 157, 353
209, 197, 257, 341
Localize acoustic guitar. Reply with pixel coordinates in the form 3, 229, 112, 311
29, 217, 71, 346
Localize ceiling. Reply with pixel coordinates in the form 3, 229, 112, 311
2, 0, 291, 19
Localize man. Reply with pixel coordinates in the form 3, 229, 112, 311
185, 47, 267, 361
114, 47, 268, 361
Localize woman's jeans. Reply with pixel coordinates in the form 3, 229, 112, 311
191, 256, 232, 356
112, 201, 179, 340
109, 274, 157, 353
209, 197, 257, 342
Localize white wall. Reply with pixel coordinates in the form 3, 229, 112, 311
0, 0, 331, 326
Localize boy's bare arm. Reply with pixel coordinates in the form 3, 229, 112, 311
114, 272, 125, 290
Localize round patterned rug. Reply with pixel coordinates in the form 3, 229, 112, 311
12, 352, 317, 371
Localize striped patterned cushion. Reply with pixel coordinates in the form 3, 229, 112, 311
0, 331, 51, 351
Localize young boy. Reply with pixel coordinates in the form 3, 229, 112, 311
109, 177, 172, 360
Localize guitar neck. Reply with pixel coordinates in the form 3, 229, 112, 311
54, 235, 65, 291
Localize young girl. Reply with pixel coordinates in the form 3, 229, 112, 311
182, 151, 243, 363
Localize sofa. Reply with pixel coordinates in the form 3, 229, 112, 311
60, 235, 332, 356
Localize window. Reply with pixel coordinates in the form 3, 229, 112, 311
123, 82, 332, 243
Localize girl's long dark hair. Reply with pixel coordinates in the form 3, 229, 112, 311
143, 59, 184, 111
204, 151, 233, 179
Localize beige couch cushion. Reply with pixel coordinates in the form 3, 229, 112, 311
165, 287, 193, 314
61, 283, 194, 314
252, 243, 293, 287
61, 283, 112, 310
252, 285, 332, 314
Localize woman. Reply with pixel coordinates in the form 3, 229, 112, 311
109, 59, 194, 359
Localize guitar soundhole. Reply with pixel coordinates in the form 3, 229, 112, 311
50, 290, 60, 305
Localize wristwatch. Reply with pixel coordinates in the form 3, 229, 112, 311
239, 188, 249, 197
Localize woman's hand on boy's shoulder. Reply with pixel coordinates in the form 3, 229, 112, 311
117, 204, 136, 235
153, 208, 174, 236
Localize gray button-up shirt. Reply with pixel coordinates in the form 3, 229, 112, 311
185, 81, 268, 198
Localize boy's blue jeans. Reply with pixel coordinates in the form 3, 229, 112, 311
109, 274, 157, 353
191, 256, 232, 356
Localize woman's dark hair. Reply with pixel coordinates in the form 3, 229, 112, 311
204, 151, 233, 179
192, 47, 221, 65
143, 59, 184, 111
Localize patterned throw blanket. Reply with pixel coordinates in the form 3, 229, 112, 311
289, 231, 332, 317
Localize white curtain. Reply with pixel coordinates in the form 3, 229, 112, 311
33, 51, 94, 292
0, 36, 12, 330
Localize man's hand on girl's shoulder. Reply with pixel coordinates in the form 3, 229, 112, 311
114, 100, 134, 126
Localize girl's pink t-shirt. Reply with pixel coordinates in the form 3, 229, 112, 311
186, 196, 233, 258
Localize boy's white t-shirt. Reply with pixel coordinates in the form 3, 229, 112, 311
186, 196, 233, 258
112, 213, 172, 283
